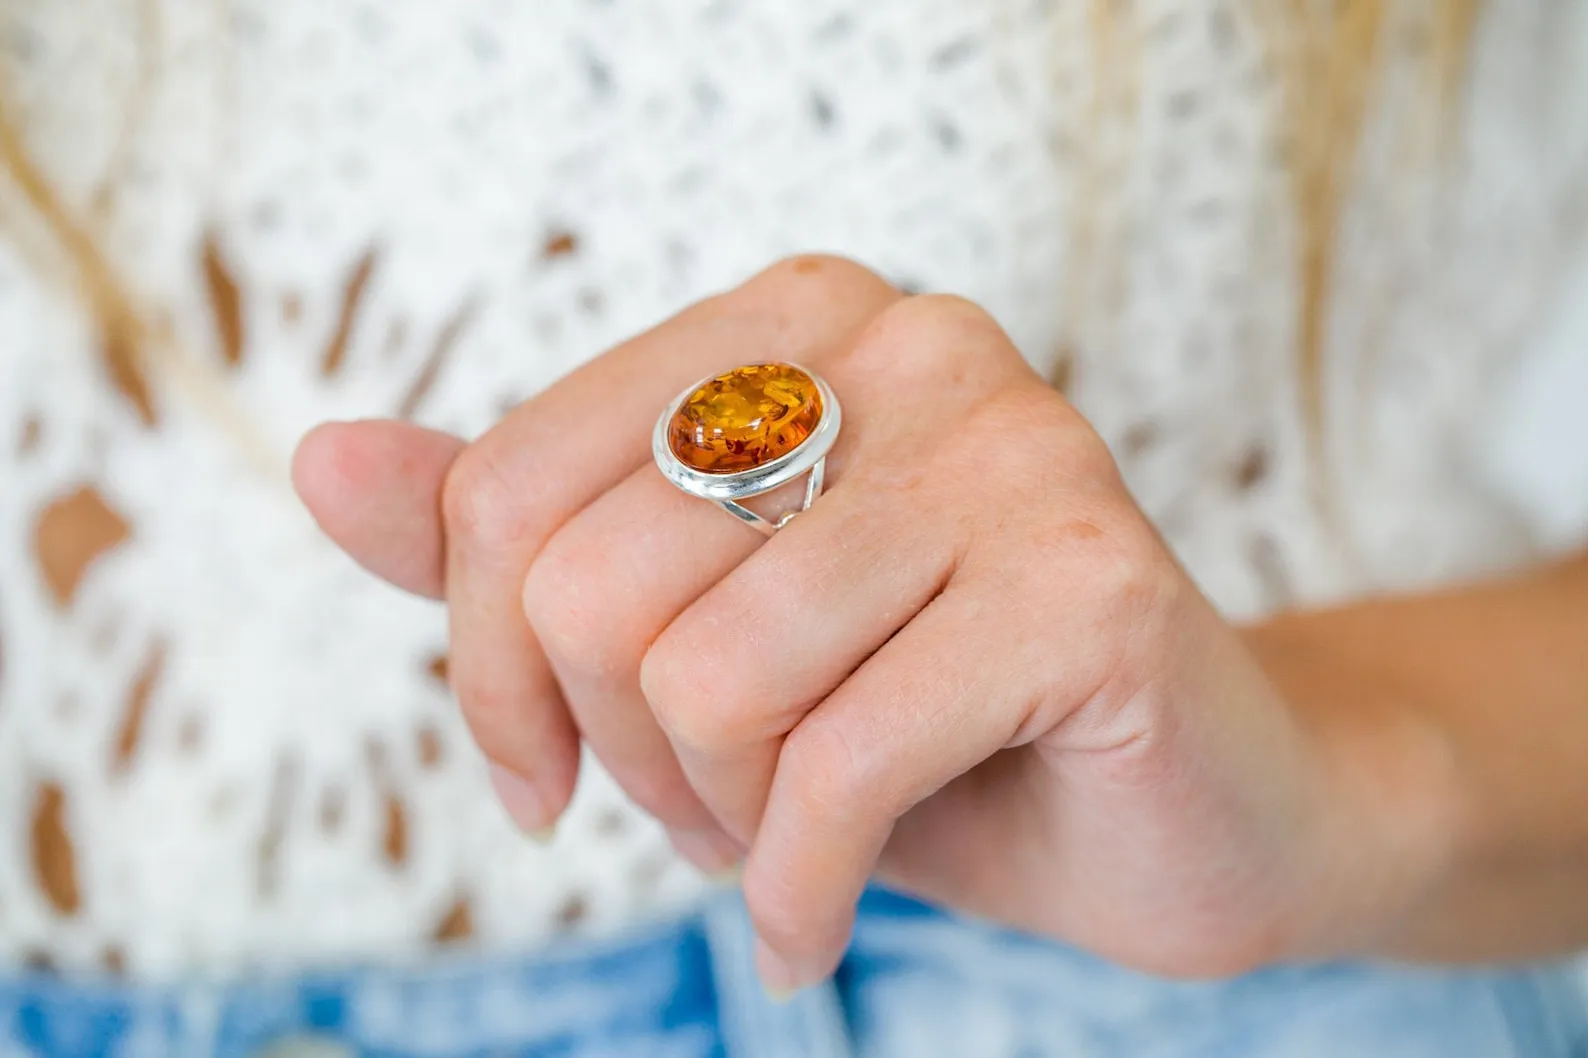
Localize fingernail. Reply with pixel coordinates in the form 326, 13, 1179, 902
488, 763, 555, 837
754, 937, 803, 1003
670, 827, 743, 877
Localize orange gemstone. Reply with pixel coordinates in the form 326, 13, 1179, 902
668, 363, 823, 474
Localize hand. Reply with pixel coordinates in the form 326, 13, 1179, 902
293, 257, 1446, 990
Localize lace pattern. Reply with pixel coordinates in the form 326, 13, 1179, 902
1, 0, 1586, 978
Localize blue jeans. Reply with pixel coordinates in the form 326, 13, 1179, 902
5, 889, 1585, 1057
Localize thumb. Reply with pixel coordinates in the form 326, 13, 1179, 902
291, 419, 465, 598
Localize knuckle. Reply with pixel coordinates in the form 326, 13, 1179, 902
1067, 426, 1127, 484
522, 532, 635, 680
641, 626, 767, 755
1014, 509, 1181, 748
780, 717, 872, 823
964, 387, 1105, 478
754, 253, 897, 303
1079, 515, 1177, 628
946, 388, 1174, 620
1065, 511, 1181, 713
639, 630, 730, 750
693, 255, 900, 359
885, 292, 998, 335
846, 293, 1005, 374
442, 445, 538, 554
937, 389, 1075, 498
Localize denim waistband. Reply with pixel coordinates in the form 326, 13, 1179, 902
0, 893, 851, 1058
7, 889, 1588, 1058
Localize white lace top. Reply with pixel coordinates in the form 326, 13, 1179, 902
3, 0, 1588, 981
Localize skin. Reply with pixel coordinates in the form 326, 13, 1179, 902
292, 256, 1588, 993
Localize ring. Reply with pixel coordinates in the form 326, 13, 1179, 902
653, 362, 841, 537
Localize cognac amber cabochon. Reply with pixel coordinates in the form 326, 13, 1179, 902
667, 363, 824, 474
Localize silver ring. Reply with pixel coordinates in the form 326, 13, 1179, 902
653, 362, 841, 537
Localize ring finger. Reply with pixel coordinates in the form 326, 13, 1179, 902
445, 257, 901, 845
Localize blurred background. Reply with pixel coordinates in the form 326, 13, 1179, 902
2, 0, 1588, 1053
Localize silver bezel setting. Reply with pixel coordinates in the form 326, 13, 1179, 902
652, 363, 840, 534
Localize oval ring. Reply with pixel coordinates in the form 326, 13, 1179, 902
652, 362, 842, 536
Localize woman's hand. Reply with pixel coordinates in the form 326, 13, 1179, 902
293, 257, 1446, 990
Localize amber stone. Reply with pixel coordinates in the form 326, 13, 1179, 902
668, 363, 823, 474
